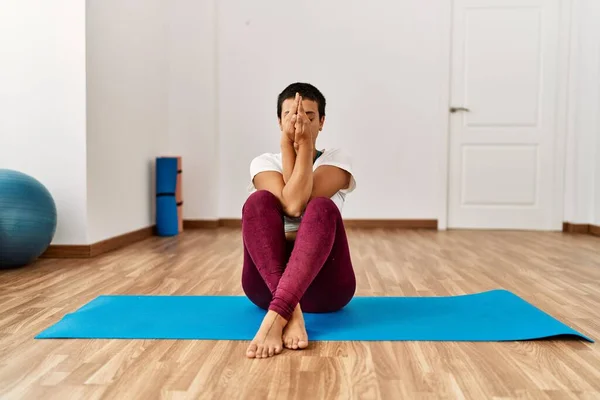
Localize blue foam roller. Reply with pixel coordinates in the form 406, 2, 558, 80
156, 196, 178, 236
156, 157, 179, 236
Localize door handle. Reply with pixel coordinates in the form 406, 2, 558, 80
450, 106, 470, 113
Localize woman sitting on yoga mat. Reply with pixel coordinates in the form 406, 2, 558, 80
242, 82, 357, 358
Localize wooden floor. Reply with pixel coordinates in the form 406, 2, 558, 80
1, 229, 599, 399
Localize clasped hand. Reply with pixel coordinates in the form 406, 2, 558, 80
282, 93, 314, 149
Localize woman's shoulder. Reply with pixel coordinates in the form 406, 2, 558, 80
318, 148, 356, 194
250, 152, 283, 172
319, 148, 353, 164
251, 152, 282, 163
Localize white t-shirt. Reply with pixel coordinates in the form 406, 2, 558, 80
248, 148, 356, 232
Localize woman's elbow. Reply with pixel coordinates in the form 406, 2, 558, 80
283, 203, 304, 218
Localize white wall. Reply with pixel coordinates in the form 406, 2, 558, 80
162, 0, 600, 228
216, 0, 451, 219
595, 39, 600, 226
167, 0, 219, 220
564, 0, 600, 225
593, 0, 600, 226
0, 0, 88, 245
86, 0, 169, 243
3, 0, 595, 242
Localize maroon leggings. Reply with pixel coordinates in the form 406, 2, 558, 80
241, 190, 356, 321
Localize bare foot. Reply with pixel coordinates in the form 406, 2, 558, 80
282, 305, 309, 350
246, 310, 287, 359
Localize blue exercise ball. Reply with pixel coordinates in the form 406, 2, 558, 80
0, 169, 57, 268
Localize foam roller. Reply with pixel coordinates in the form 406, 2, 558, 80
156, 156, 183, 236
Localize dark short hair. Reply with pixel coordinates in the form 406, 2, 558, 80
277, 82, 326, 119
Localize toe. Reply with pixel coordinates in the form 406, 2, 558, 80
268, 346, 275, 357
292, 337, 299, 350
262, 346, 269, 358
246, 343, 257, 358
298, 339, 309, 349
255, 344, 264, 358
275, 345, 283, 354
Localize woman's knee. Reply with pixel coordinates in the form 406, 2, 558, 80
305, 196, 338, 213
304, 197, 341, 220
242, 190, 280, 217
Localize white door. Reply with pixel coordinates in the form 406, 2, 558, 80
447, 0, 564, 230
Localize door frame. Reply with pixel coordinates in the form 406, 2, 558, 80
439, 0, 573, 231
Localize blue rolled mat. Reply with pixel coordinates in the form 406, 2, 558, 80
155, 157, 179, 236
36, 290, 592, 342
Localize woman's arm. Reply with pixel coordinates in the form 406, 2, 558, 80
278, 98, 315, 215
254, 161, 351, 217
254, 97, 315, 217
310, 165, 351, 199
252, 142, 311, 217
280, 140, 313, 216
280, 93, 299, 184
281, 137, 296, 184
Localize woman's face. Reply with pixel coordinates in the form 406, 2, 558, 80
279, 97, 325, 142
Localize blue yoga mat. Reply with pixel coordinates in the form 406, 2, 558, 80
35, 290, 592, 342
